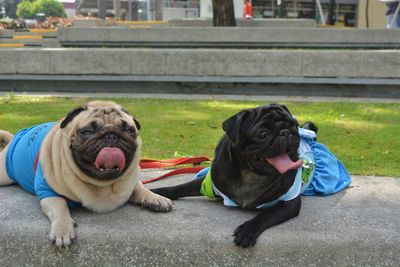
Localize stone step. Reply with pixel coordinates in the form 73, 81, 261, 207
0, 29, 59, 47
58, 27, 400, 48
0, 48, 399, 98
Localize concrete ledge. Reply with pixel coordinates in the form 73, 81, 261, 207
1, 48, 400, 98
1, 175, 399, 266
4, 75, 400, 84
0, 39, 59, 48
0, 29, 59, 48
167, 18, 316, 28
72, 18, 112, 27
58, 27, 400, 48
2, 79, 400, 98
1, 48, 400, 78
3, 92, 400, 103
1, 75, 400, 98
0, 29, 58, 37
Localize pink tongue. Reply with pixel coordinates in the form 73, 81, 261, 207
95, 147, 126, 171
265, 153, 303, 174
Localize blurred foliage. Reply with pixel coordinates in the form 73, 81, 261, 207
16, 0, 65, 19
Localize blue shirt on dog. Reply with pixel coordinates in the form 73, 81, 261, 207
6, 122, 79, 208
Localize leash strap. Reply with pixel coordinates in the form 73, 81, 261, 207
140, 156, 211, 169
140, 156, 211, 184
142, 166, 206, 184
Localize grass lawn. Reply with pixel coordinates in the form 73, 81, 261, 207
0, 95, 399, 177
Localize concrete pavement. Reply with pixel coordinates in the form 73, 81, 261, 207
58, 27, 400, 48
3, 27, 400, 98
2, 48, 400, 78
1, 172, 399, 266
167, 18, 316, 27
2, 91, 400, 103
1, 48, 400, 98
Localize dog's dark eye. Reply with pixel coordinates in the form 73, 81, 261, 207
257, 130, 270, 140
79, 129, 93, 138
121, 121, 136, 134
125, 127, 135, 134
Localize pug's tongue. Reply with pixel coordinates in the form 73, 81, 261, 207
95, 147, 126, 171
265, 153, 303, 174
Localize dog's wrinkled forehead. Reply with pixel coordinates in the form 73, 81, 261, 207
242, 104, 295, 128
60, 101, 136, 129
86, 101, 124, 125
236, 106, 293, 139
257, 104, 294, 123
222, 104, 297, 145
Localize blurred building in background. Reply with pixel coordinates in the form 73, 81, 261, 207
74, 0, 389, 28
78, 0, 199, 20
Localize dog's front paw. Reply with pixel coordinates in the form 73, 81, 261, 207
233, 220, 261, 248
135, 193, 173, 212
49, 218, 77, 247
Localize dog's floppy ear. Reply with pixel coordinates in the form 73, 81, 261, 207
278, 104, 291, 115
222, 110, 249, 145
270, 103, 299, 126
133, 118, 141, 131
60, 105, 87, 129
121, 108, 141, 131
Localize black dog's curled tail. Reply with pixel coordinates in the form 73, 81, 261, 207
300, 121, 318, 134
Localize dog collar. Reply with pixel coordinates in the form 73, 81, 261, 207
199, 167, 306, 208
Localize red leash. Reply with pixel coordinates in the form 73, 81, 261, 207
141, 166, 206, 184
140, 156, 211, 169
140, 156, 211, 184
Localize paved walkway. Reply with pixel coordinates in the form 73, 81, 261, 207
1, 171, 399, 266
1, 91, 400, 103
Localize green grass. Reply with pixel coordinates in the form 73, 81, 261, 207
1, 95, 399, 177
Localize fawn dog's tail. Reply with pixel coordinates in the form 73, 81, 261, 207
0, 130, 13, 152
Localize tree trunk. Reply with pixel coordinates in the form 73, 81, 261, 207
327, 0, 336, 25
212, 0, 236, 26
312, 0, 316, 20
113, 0, 121, 20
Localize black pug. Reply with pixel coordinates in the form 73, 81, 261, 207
152, 104, 317, 248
